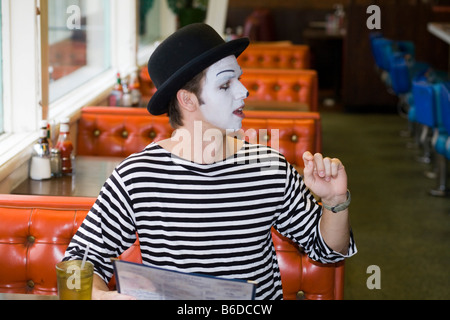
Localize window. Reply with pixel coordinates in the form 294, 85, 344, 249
0, 3, 3, 135
47, 0, 111, 102
139, 0, 161, 50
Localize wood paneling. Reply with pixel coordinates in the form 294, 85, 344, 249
227, 0, 449, 110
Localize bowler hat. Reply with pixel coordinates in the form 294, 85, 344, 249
147, 23, 249, 116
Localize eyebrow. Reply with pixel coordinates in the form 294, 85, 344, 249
216, 69, 235, 77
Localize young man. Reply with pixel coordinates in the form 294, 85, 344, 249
64, 23, 356, 300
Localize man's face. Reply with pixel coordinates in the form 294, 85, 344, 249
199, 55, 249, 131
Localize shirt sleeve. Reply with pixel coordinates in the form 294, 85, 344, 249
274, 163, 357, 264
63, 169, 137, 284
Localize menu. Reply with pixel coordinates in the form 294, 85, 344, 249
113, 260, 257, 300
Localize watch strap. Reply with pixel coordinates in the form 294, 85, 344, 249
322, 189, 351, 213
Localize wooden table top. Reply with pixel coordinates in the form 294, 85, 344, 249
0, 293, 58, 300
12, 156, 123, 197
244, 100, 310, 112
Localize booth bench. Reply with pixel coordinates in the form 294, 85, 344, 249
0, 194, 344, 300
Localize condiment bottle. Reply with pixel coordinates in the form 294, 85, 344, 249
30, 127, 52, 180
55, 119, 74, 175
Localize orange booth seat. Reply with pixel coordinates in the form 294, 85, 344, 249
0, 194, 345, 300
237, 44, 311, 70
240, 69, 319, 111
76, 107, 322, 169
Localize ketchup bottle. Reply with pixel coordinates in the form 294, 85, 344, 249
55, 119, 74, 175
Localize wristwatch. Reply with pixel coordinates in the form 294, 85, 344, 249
322, 190, 351, 213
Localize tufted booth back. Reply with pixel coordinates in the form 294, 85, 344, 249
139, 65, 317, 111
237, 44, 311, 70
76, 107, 322, 168
77, 107, 174, 157
240, 69, 319, 111
0, 194, 344, 299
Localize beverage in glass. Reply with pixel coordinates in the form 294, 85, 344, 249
56, 260, 94, 300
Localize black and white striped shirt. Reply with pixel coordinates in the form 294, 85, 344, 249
65, 142, 356, 300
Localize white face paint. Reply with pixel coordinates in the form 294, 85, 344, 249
199, 55, 249, 131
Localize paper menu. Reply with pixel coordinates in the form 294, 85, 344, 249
113, 260, 257, 300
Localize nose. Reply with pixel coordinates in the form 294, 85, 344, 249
236, 81, 249, 100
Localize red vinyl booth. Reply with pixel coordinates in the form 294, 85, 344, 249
237, 44, 311, 70
0, 194, 345, 300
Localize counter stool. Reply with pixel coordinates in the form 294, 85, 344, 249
430, 82, 450, 197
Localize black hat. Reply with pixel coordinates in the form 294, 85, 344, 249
147, 23, 250, 116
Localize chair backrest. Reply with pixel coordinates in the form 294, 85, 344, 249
0, 194, 345, 299
412, 79, 438, 128
371, 37, 394, 71
389, 53, 411, 95
440, 82, 450, 135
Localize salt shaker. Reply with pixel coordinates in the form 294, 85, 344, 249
50, 148, 62, 177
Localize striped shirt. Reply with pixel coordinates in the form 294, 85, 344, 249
64, 142, 356, 300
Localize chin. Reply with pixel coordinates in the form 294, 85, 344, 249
224, 121, 243, 133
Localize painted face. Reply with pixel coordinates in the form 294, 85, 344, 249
199, 55, 249, 131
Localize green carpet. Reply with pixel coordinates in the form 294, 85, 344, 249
320, 112, 450, 300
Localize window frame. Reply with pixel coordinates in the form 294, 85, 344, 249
0, 0, 229, 191
0, 0, 139, 188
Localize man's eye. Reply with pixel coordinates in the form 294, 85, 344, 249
220, 82, 230, 90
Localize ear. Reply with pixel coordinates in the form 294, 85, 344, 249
176, 89, 198, 113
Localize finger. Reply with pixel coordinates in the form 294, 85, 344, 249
302, 151, 314, 165
313, 153, 325, 177
323, 157, 332, 181
302, 152, 314, 178
330, 158, 342, 177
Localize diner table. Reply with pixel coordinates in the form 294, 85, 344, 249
427, 22, 450, 73
11, 150, 304, 198
0, 293, 58, 301
117, 100, 310, 112
12, 156, 123, 197
244, 100, 309, 112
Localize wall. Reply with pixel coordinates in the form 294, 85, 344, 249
342, 0, 449, 110
226, 0, 449, 110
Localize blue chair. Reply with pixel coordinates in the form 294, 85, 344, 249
412, 79, 436, 128
440, 82, 450, 140
429, 82, 450, 197
371, 36, 392, 72
412, 78, 441, 164
413, 79, 450, 196
389, 53, 412, 96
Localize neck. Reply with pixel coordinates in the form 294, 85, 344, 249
161, 121, 242, 164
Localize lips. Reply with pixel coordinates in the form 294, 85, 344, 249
233, 105, 245, 118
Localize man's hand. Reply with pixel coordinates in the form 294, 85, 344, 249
92, 274, 136, 300
303, 151, 351, 254
302, 151, 348, 207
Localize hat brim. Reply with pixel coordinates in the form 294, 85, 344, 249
147, 37, 250, 116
